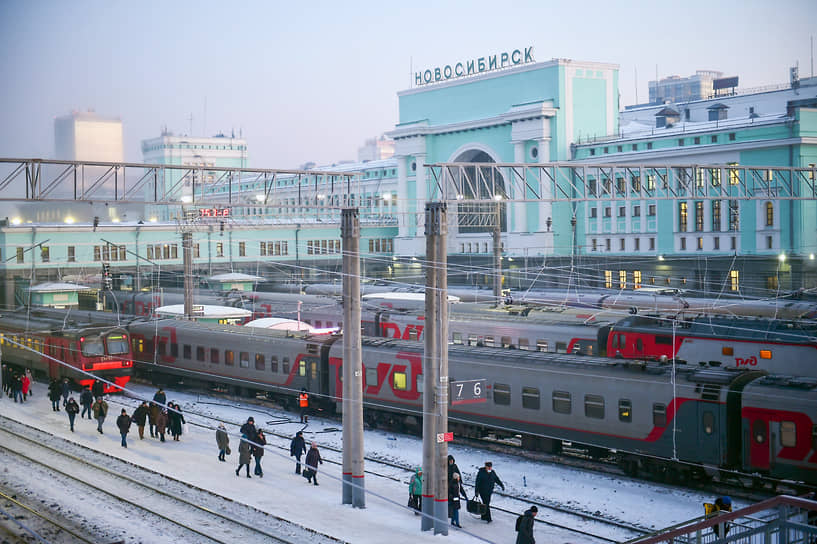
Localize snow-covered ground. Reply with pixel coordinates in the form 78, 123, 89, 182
0, 380, 729, 543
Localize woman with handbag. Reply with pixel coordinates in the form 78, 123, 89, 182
216, 422, 229, 462
408, 467, 422, 515
448, 472, 467, 527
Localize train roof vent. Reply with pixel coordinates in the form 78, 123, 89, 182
701, 384, 721, 401
307, 343, 318, 354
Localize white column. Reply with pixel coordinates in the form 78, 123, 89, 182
396, 156, 408, 239
512, 141, 527, 233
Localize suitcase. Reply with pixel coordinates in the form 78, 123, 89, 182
466, 497, 486, 516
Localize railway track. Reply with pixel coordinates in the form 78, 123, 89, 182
0, 415, 344, 544
0, 486, 99, 544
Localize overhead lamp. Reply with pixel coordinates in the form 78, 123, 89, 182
658, 255, 665, 261
64, 216, 75, 224
778, 253, 786, 262
810, 253, 815, 260
181, 195, 193, 204
255, 194, 266, 203
149, 217, 158, 223
11, 217, 22, 225
493, 194, 503, 201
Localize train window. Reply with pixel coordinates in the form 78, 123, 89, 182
452, 332, 463, 345
393, 371, 407, 391
183, 345, 191, 359
518, 338, 530, 350
752, 420, 767, 444
759, 350, 772, 359
239, 352, 249, 368
521, 387, 540, 410
484, 336, 495, 347
655, 336, 672, 345
81, 337, 105, 356
315, 320, 322, 328
134, 338, 144, 354
270, 356, 278, 372
225, 350, 235, 366
584, 395, 605, 419
501, 336, 512, 348
493, 383, 511, 405
416, 375, 423, 393
536, 340, 548, 352
636, 339, 643, 352
311, 361, 318, 380
282, 357, 290, 374
618, 399, 632, 422
210, 348, 220, 364
196, 346, 205, 362
468, 334, 478, 347
408, 328, 419, 341
702, 411, 714, 434
171, 344, 178, 358
722, 346, 734, 356
255, 354, 265, 371
299, 360, 306, 377
365, 367, 377, 387
556, 342, 568, 354
553, 391, 571, 414
106, 334, 128, 355
653, 404, 667, 426
780, 421, 796, 448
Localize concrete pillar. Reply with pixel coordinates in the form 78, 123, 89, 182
421, 201, 437, 532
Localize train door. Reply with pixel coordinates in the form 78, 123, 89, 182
695, 403, 722, 465
746, 418, 771, 470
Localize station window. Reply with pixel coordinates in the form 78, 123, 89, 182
240, 352, 249, 368
16, 247, 24, 263
585, 395, 605, 419
365, 367, 378, 387
210, 348, 220, 364
552, 391, 572, 414
225, 350, 234, 366
255, 354, 265, 371
780, 421, 796, 448
196, 346, 205, 362
393, 371, 407, 391
67, 246, 75, 262
493, 383, 511, 405
653, 404, 667, 426
522, 387, 540, 410
618, 399, 632, 422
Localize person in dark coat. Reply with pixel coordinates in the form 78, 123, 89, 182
65, 397, 80, 432
515, 506, 537, 544
60, 378, 71, 406
216, 423, 230, 462
1, 364, 10, 395
290, 431, 307, 473
236, 434, 253, 478
116, 409, 132, 448
304, 442, 323, 485
92, 397, 108, 434
92, 379, 104, 400
155, 409, 168, 442
448, 472, 468, 527
448, 455, 463, 488
475, 461, 504, 522
80, 386, 93, 419
253, 429, 266, 477
239, 417, 257, 444
152, 388, 166, 407
168, 402, 185, 441
12, 374, 24, 403
48, 379, 61, 410
148, 402, 159, 438
132, 401, 149, 439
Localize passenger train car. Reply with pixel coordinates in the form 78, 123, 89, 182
0, 311, 133, 392
123, 319, 816, 488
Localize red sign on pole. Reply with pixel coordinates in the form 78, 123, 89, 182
443, 432, 453, 442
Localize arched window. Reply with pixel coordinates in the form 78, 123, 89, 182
765, 202, 774, 226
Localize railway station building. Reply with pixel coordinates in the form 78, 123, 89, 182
1, 51, 816, 305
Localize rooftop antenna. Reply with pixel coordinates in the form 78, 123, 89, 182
187, 112, 193, 136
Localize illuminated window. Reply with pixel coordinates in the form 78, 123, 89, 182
780, 421, 796, 448
619, 270, 627, 289
604, 270, 612, 289
393, 371, 407, 391
225, 350, 234, 366
712, 201, 721, 231
618, 399, 632, 422
679, 202, 688, 231
710, 168, 721, 186
633, 271, 642, 289
730, 270, 740, 291
765, 202, 774, 226
759, 350, 772, 359
728, 164, 740, 185
695, 201, 704, 231
216, 242, 224, 257
647, 174, 655, 190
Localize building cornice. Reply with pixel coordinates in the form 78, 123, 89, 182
577, 137, 810, 163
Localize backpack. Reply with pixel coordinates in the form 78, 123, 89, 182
515, 514, 524, 531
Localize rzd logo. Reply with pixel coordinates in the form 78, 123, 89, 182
736, 356, 757, 367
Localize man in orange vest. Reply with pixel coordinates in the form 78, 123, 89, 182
299, 389, 309, 423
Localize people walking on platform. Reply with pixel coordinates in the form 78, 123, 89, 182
514, 505, 537, 544
290, 431, 307, 474
168, 402, 185, 441
92, 379, 104, 400
60, 378, 70, 407
236, 433, 253, 478
92, 396, 108, 434
155, 408, 168, 442
240, 417, 257, 444
475, 461, 504, 523
253, 429, 266, 477
449, 472, 467, 527
152, 388, 166, 408
12, 374, 24, 403
1, 364, 10, 396
21, 372, 30, 400
299, 389, 309, 423
24, 369, 33, 398
216, 423, 230, 462
116, 408, 131, 448
148, 402, 159, 437
303, 442, 323, 485
65, 397, 80, 432
408, 467, 422, 514
132, 401, 148, 439
48, 379, 61, 410
80, 386, 93, 419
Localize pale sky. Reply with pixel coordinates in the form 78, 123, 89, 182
1, 0, 814, 168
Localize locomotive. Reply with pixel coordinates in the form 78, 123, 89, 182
124, 318, 817, 488
0, 310, 133, 393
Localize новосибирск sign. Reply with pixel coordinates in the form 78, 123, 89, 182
415, 46, 534, 86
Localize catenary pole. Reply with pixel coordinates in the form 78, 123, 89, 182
182, 229, 193, 319
341, 208, 365, 507
421, 202, 438, 531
